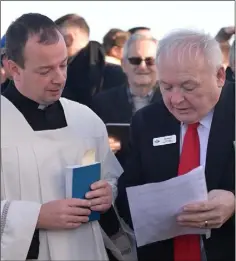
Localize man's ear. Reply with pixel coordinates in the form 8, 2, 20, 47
63, 33, 73, 48
7, 59, 22, 82
216, 66, 226, 88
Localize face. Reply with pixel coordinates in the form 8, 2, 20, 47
9, 32, 68, 105
110, 46, 124, 61
122, 40, 157, 88
158, 51, 225, 124
67, 28, 89, 57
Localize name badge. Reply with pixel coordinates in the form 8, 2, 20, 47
153, 135, 176, 146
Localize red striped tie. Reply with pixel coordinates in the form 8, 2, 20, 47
174, 123, 201, 261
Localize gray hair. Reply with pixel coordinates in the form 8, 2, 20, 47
156, 29, 223, 70
229, 40, 235, 70
122, 34, 157, 59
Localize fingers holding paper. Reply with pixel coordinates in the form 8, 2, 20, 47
177, 189, 235, 229
85, 180, 113, 212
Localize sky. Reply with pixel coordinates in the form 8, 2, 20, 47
1, 1, 235, 42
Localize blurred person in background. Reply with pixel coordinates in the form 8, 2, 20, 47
215, 26, 235, 69
128, 26, 153, 37
55, 14, 105, 106
92, 34, 161, 167
103, 28, 130, 65
101, 28, 129, 91
55, 13, 90, 59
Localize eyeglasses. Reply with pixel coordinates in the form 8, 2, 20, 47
128, 57, 155, 66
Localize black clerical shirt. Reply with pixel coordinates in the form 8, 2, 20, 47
2, 83, 67, 259
2, 83, 67, 131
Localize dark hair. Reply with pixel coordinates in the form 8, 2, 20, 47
128, 26, 150, 35
103, 28, 130, 55
55, 14, 90, 36
6, 13, 60, 68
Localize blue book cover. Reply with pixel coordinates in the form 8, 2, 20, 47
65, 162, 101, 222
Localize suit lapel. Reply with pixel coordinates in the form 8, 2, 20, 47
149, 100, 181, 182
205, 84, 235, 190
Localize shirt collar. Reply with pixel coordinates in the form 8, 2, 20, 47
199, 109, 214, 129
105, 56, 121, 65
2, 82, 51, 111
181, 109, 214, 129
129, 85, 156, 99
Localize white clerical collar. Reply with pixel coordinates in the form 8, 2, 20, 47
38, 104, 48, 110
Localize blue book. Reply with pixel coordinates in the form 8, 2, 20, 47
65, 162, 101, 221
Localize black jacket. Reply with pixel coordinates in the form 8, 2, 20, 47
62, 41, 105, 107
116, 81, 235, 261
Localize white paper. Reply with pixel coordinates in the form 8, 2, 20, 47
126, 166, 210, 247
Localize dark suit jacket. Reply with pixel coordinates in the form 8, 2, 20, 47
92, 84, 162, 124
91, 84, 162, 167
62, 41, 105, 107
116, 81, 235, 261
102, 63, 128, 92
226, 66, 235, 82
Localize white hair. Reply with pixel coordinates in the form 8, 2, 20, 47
122, 34, 157, 59
156, 29, 223, 70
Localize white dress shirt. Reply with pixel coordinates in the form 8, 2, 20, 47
105, 55, 121, 65
180, 110, 214, 170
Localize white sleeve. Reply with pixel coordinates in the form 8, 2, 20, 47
98, 120, 124, 202
1, 200, 41, 261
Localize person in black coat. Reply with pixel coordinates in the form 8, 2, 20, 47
92, 33, 160, 167
55, 14, 105, 107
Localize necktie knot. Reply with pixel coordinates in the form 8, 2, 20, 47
187, 122, 199, 130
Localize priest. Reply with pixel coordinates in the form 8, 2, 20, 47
1, 13, 123, 260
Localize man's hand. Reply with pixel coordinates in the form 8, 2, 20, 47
109, 137, 121, 154
85, 180, 113, 213
177, 190, 235, 229
37, 198, 91, 230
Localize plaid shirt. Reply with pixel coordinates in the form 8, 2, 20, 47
126, 84, 157, 115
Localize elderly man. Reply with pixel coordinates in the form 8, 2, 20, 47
116, 29, 235, 261
92, 34, 161, 166
1, 13, 122, 260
